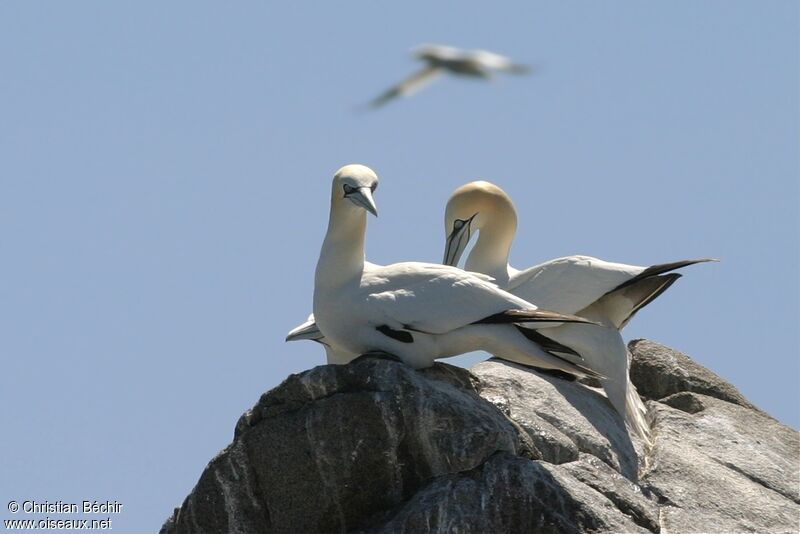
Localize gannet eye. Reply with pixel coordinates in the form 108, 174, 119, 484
343, 183, 356, 196
453, 219, 467, 230
370, 182, 378, 192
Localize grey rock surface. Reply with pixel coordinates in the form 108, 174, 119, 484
473, 359, 645, 480
162, 357, 525, 534
562, 453, 660, 532
162, 340, 799, 534
372, 453, 650, 534
642, 395, 799, 533
629, 339, 761, 411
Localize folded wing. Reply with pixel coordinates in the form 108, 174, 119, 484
363, 262, 589, 335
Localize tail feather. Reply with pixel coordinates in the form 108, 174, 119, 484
598, 362, 652, 446
625, 382, 652, 446
592, 257, 717, 330
594, 273, 682, 330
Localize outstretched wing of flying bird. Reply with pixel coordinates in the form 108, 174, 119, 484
368, 64, 443, 108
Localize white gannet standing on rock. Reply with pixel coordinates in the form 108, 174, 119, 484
368, 44, 531, 108
443, 180, 716, 444
309, 164, 601, 374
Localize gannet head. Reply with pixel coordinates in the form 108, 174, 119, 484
332, 164, 379, 217
443, 180, 517, 266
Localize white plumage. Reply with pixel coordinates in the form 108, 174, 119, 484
308, 164, 599, 374
442, 180, 715, 443
368, 44, 530, 108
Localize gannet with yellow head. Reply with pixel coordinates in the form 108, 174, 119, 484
443, 180, 715, 444
306, 164, 600, 374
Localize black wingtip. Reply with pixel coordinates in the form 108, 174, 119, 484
611, 258, 716, 292
474, 309, 598, 326
514, 325, 582, 359
509, 325, 604, 380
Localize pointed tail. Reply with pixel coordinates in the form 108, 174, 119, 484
625, 381, 652, 446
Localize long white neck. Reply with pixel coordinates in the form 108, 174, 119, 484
315, 199, 367, 289
465, 216, 515, 286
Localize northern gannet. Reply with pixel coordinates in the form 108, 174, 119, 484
368, 44, 530, 109
443, 180, 715, 443
308, 164, 600, 374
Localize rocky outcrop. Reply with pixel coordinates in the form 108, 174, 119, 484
628, 339, 762, 412
161, 341, 799, 534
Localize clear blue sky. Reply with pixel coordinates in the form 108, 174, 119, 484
1, 2, 797, 532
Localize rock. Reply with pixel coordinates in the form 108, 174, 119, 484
163, 358, 523, 534
660, 391, 708, 414
642, 395, 799, 533
162, 342, 799, 534
472, 359, 644, 480
372, 453, 650, 534
562, 454, 660, 532
628, 339, 761, 411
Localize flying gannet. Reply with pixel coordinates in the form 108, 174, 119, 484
307, 164, 601, 374
368, 44, 530, 108
442, 180, 716, 443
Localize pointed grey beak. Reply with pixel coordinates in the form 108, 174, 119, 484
348, 187, 378, 217
286, 319, 324, 342
443, 215, 475, 266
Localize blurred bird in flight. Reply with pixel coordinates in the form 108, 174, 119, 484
367, 44, 531, 109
